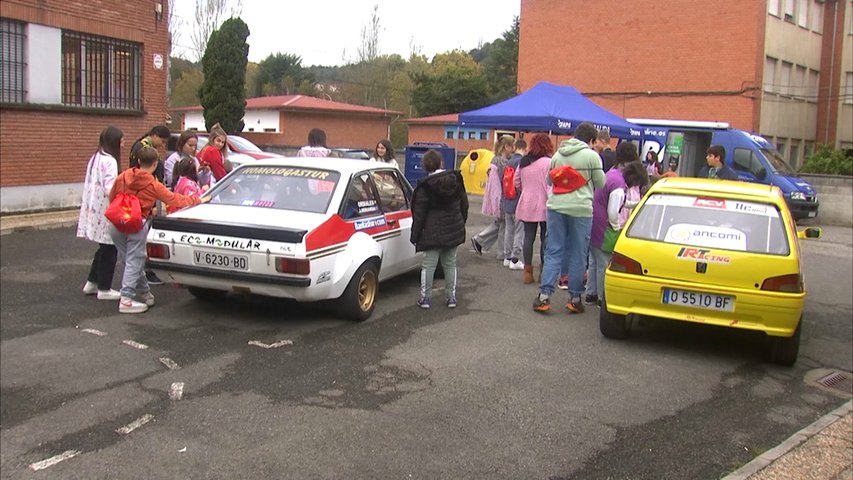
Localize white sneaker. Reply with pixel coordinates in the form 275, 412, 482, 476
97, 289, 121, 301
82, 281, 98, 295
503, 258, 511, 267
509, 260, 525, 270
119, 296, 148, 314
139, 291, 155, 307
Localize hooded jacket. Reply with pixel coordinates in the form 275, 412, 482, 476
410, 170, 469, 252
546, 138, 606, 217
109, 167, 201, 219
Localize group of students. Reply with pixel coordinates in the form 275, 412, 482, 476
410, 123, 653, 313
76, 123, 234, 314
413, 122, 744, 313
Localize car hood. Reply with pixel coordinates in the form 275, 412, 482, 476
166, 203, 331, 234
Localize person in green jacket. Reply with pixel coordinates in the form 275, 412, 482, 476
533, 122, 606, 314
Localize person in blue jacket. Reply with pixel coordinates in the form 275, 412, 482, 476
701, 144, 738, 180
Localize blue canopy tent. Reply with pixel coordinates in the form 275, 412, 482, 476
458, 81, 642, 139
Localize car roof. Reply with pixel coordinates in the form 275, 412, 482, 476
649, 177, 784, 204
235, 156, 382, 175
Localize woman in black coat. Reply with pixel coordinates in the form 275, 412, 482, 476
410, 150, 469, 309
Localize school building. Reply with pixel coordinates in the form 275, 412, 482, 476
1, 0, 171, 212
518, 0, 853, 167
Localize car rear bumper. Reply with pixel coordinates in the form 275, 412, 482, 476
604, 271, 804, 337
147, 261, 343, 301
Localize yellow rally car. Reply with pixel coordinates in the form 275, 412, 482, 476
601, 177, 821, 365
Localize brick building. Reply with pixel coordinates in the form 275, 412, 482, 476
405, 114, 507, 152
175, 95, 402, 152
0, 0, 171, 212
518, 0, 852, 167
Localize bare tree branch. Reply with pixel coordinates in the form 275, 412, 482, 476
190, 0, 244, 62
357, 4, 380, 63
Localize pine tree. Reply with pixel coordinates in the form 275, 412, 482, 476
198, 17, 250, 134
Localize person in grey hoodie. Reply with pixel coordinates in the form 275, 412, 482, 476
502, 138, 527, 270
533, 122, 606, 314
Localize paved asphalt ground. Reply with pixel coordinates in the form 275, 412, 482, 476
0, 207, 851, 479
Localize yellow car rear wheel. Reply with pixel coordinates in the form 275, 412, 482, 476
600, 297, 630, 339
769, 319, 801, 366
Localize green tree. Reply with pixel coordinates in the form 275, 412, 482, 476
410, 50, 489, 117
198, 17, 250, 133
171, 68, 203, 107
254, 53, 314, 96
479, 16, 519, 102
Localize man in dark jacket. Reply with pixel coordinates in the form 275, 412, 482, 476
410, 149, 469, 309
700, 144, 739, 180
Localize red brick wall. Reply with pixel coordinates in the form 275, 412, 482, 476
0, 0, 169, 188
815, 0, 848, 144
407, 124, 494, 153
279, 112, 392, 150
518, 0, 763, 130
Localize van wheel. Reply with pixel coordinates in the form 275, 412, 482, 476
769, 320, 801, 366
187, 287, 228, 301
600, 297, 629, 339
339, 262, 378, 322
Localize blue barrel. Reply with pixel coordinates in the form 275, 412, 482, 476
403, 142, 456, 186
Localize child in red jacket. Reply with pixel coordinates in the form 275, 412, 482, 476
109, 146, 205, 313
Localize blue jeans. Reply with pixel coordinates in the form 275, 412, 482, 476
539, 210, 592, 298
109, 220, 151, 300
421, 247, 458, 299
586, 246, 611, 298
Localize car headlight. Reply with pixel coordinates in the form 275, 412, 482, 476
789, 192, 806, 201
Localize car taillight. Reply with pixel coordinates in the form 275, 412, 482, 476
609, 252, 643, 275
147, 243, 170, 260
275, 257, 310, 275
761, 273, 803, 293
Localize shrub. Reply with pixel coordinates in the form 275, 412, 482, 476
799, 144, 853, 176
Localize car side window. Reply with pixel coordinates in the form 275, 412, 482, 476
342, 174, 381, 219
371, 170, 409, 212
733, 148, 762, 176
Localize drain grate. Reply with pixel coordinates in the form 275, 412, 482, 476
816, 371, 853, 396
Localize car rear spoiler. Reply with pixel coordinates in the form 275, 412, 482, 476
151, 217, 308, 243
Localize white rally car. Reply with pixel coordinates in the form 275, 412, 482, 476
146, 157, 422, 321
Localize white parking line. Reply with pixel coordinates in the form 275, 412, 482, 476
81, 328, 107, 336
159, 357, 180, 370
122, 340, 149, 350
169, 382, 184, 401
115, 414, 154, 435
248, 340, 293, 349
29, 450, 80, 471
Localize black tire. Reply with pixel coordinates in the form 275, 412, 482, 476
187, 286, 228, 302
600, 297, 630, 339
769, 320, 801, 366
338, 262, 379, 322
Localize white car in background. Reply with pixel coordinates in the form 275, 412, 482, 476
146, 157, 421, 321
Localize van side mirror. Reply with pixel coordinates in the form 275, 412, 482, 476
797, 227, 821, 239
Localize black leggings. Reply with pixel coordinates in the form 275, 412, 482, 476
522, 221, 547, 266
87, 243, 118, 291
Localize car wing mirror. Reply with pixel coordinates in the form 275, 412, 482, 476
797, 227, 821, 239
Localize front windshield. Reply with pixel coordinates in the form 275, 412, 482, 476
228, 136, 263, 153
759, 148, 796, 176
207, 166, 340, 213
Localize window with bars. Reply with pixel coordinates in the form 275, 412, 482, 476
62, 31, 141, 110
1, 18, 26, 103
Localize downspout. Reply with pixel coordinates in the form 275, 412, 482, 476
824, 0, 839, 143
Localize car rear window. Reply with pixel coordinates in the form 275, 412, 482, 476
626, 193, 790, 256
208, 166, 340, 213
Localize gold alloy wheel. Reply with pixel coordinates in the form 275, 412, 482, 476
357, 269, 377, 312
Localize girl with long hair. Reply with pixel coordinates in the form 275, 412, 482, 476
78, 126, 124, 300
514, 133, 554, 283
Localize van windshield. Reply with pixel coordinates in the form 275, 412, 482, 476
759, 148, 796, 176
